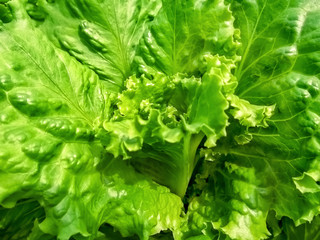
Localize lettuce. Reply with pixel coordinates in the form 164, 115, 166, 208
0, 0, 320, 239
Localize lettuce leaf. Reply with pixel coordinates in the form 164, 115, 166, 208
134, 0, 240, 76
101, 54, 230, 197
31, 0, 162, 92
176, 1, 320, 239
0, 2, 182, 239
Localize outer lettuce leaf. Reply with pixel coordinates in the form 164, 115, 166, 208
177, 0, 320, 239
230, 0, 320, 224
135, 0, 240, 76
233, 0, 320, 86
0, 2, 182, 239
0, 0, 105, 208
28, 0, 161, 92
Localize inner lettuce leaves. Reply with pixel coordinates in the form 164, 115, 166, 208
0, 0, 320, 240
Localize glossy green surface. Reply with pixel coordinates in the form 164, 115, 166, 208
0, 0, 320, 239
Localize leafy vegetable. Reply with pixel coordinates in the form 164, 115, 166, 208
0, 0, 320, 239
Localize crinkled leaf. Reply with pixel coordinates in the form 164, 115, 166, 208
135, 0, 240, 76
102, 55, 230, 196
2, 0, 320, 239
228, 94, 275, 128
230, 0, 320, 224
32, 0, 161, 92
0, 3, 182, 240
177, 1, 320, 239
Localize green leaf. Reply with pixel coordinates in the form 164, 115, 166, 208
135, 0, 240, 76
33, 0, 161, 92
228, 94, 275, 128
0, 3, 183, 239
0, 0, 105, 208
176, 1, 320, 239
233, 0, 320, 94
102, 55, 230, 197
2, 0, 320, 239
229, 0, 320, 224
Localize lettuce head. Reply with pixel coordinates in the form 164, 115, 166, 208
1, 0, 320, 239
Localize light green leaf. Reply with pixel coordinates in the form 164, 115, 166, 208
0, 3, 182, 240
228, 94, 275, 128
32, 0, 161, 92
229, 0, 320, 224
135, 0, 240, 76
0, 0, 105, 208
2, 0, 320, 239
102, 55, 230, 197
177, 1, 320, 239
